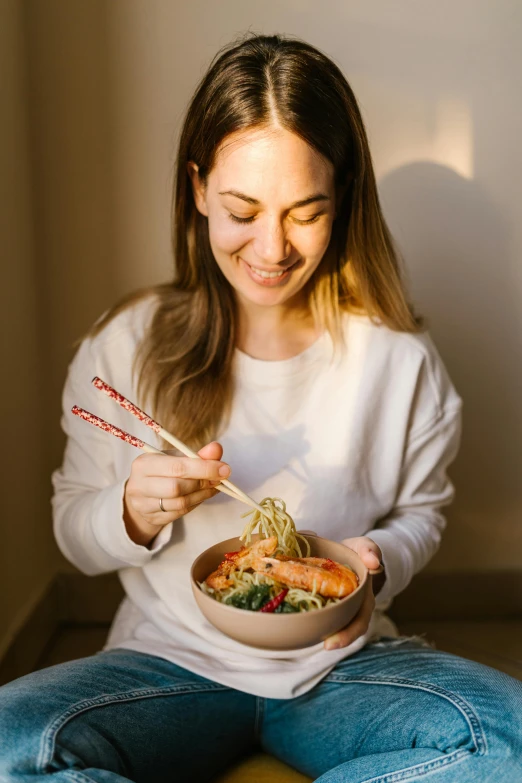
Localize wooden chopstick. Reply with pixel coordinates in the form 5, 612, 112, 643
71, 406, 246, 505
91, 377, 266, 515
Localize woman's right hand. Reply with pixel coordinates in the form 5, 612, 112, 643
123, 441, 230, 547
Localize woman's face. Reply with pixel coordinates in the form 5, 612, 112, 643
188, 127, 339, 310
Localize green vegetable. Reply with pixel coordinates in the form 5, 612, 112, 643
274, 601, 300, 614
225, 584, 271, 611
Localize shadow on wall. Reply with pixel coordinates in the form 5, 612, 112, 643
23, 0, 118, 478
379, 163, 521, 560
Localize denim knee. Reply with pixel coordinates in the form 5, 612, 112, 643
0, 677, 50, 774
328, 645, 522, 760
0, 673, 128, 777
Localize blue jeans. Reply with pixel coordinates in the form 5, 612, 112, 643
0, 638, 520, 782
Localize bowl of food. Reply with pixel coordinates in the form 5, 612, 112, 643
190, 498, 381, 650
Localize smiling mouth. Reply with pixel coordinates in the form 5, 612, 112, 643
243, 258, 301, 278
238, 257, 304, 289
248, 264, 287, 279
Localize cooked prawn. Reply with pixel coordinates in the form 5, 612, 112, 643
205, 536, 278, 590
249, 555, 359, 598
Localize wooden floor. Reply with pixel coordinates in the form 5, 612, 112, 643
36, 620, 522, 680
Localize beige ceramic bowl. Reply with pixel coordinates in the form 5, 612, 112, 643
191, 534, 381, 651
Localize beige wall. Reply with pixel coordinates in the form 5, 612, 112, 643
2, 0, 520, 653
0, 0, 60, 658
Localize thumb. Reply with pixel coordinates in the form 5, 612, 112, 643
197, 441, 224, 462
341, 536, 382, 570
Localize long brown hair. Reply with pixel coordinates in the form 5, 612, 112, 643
93, 33, 421, 448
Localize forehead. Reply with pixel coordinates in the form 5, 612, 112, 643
209, 127, 334, 199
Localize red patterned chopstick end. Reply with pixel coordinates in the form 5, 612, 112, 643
91, 377, 161, 432
71, 406, 146, 449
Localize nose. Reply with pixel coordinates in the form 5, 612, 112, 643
253, 215, 292, 266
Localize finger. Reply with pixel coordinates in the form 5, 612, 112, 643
342, 537, 382, 570
324, 587, 375, 651
141, 453, 231, 481
197, 441, 224, 461
163, 441, 223, 463
151, 486, 219, 516
361, 548, 381, 570
144, 476, 207, 499
324, 606, 371, 650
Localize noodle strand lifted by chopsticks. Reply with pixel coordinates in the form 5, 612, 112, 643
200, 497, 350, 613
239, 497, 311, 557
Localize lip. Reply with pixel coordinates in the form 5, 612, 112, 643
240, 258, 301, 287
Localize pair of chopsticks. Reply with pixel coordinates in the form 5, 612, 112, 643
72, 377, 265, 514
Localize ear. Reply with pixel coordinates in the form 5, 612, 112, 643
186, 161, 209, 217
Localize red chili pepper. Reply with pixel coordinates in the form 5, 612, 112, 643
259, 588, 289, 613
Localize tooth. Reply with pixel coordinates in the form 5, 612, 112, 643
251, 266, 284, 278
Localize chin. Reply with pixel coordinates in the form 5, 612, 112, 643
240, 286, 293, 307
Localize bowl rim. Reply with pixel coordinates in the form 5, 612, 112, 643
190, 533, 369, 620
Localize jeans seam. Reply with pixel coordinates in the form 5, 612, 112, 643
323, 676, 487, 756
37, 681, 228, 773
254, 697, 265, 741
332, 648, 456, 668
57, 772, 101, 783
358, 747, 469, 783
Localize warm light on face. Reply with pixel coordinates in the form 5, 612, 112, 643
192, 127, 338, 309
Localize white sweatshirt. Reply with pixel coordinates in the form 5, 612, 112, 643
52, 297, 462, 699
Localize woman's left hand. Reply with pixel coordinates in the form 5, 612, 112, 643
323, 536, 382, 651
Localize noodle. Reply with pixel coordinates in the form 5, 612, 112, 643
200, 568, 338, 612
239, 497, 311, 557
200, 497, 348, 613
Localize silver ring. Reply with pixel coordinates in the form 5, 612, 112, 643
159, 497, 167, 513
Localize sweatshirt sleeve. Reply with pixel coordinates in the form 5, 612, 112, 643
367, 343, 462, 605
51, 316, 173, 576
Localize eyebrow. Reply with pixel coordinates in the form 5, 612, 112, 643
218, 190, 331, 209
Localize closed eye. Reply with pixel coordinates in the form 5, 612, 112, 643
228, 213, 323, 225
293, 214, 322, 225
228, 214, 255, 224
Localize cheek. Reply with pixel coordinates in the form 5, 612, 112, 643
208, 215, 248, 254
296, 223, 333, 259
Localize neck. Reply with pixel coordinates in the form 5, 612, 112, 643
236, 293, 319, 361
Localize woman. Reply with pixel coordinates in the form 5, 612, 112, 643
1, 33, 520, 783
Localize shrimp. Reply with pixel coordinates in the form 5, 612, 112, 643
205, 536, 278, 590
249, 555, 359, 598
